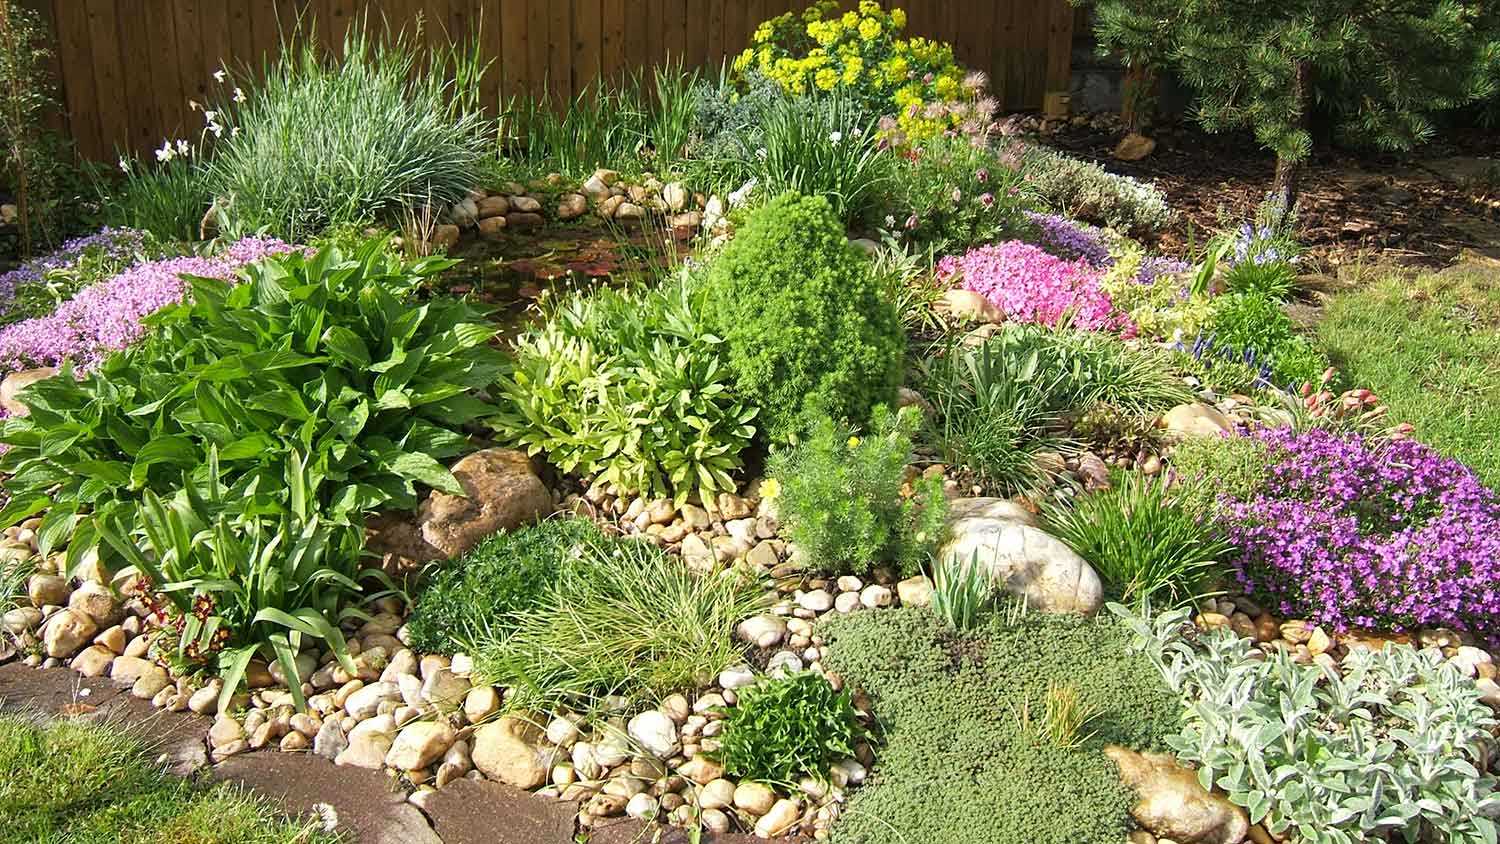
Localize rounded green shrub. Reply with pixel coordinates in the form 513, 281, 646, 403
709, 671, 868, 788
701, 192, 904, 442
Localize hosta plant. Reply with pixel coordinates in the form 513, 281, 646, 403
98, 452, 396, 713
1114, 604, 1500, 844
0, 240, 503, 573
493, 272, 756, 506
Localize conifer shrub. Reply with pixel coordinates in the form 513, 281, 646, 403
701, 192, 904, 442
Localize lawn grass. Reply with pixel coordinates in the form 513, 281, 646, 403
0, 714, 342, 844
819, 608, 1180, 844
1318, 265, 1500, 488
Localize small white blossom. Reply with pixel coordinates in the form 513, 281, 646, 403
203, 110, 218, 123
188, 99, 200, 112
311, 802, 339, 832
176, 139, 191, 156
231, 126, 241, 137
232, 87, 246, 103
155, 140, 175, 162
754, 147, 767, 159
213, 68, 226, 83
118, 156, 130, 174
208, 123, 223, 138
828, 130, 843, 144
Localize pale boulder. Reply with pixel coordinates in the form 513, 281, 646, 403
939, 517, 1102, 614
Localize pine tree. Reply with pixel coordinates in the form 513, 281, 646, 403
1086, 0, 1500, 212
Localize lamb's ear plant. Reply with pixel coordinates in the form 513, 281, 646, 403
1111, 603, 1500, 844
97, 450, 395, 713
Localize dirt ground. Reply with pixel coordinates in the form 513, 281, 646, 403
1039, 122, 1500, 271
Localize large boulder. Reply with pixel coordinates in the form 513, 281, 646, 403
939, 516, 1102, 614
417, 449, 552, 559
471, 715, 550, 789
0, 367, 58, 417
1105, 746, 1249, 844
1162, 403, 1234, 438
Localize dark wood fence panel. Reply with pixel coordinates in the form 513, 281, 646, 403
32, 0, 1074, 162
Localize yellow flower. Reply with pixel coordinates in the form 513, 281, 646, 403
847, 436, 861, 449
890, 8, 907, 29
759, 478, 782, 500
841, 10, 858, 26
815, 68, 838, 90
859, 0, 881, 15
858, 17, 881, 40
842, 56, 864, 85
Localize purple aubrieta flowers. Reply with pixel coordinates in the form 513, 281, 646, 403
0, 236, 298, 377
1218, 426, 1500, 640
1023, 211, 1112, 268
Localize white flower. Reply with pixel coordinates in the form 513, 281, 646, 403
78, 687, 91, 698
231, 126, 241, 137
155, 140, 175, 162
208, 123, 223, 138
851, 127, 863, 137
884, 215, 896, 227
188, 99, 200, 112
232, 87, 246, 103
176, 139, 190, 155
311, 802, 339, 832
755, 147, 767, 159
118, 156, 130, 173
203, 110, 218, 123
213, 68, 226, 83
828, 130, 843, 144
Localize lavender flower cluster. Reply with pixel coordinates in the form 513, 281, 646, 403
1218, 426, 1500, 639
1229, 223, 1297, 266
0, 227, 147, 317
0, 236, 297, 377
1023, 211, 1111, 267
1135, 255, 1188, 286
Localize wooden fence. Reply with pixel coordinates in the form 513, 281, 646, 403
23, 1, 1075, 163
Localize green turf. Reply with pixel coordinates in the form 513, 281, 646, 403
1318, 266, 1500, 488
0, 714, 343, 844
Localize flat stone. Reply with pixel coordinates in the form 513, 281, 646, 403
386, 721, 456, 771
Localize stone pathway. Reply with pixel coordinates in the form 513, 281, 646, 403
0, 663, 773, 844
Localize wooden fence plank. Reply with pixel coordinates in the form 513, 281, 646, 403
548, 0, 571, 100
601, 0, 625, 80
50, 0, 100, 159
82, 0, 129, 159
574, 0, 602, 88
119, 1, 166, 152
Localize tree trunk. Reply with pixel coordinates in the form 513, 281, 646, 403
1121, 63, 1159, 134
1269, 59, 1313, 216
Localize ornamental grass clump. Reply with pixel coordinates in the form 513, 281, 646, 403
1214, 426, 1500, 639
937, 241, 1132, 334
207, 18, 489, 241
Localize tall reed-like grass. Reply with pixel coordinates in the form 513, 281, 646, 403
500, 62, 699, 177
206, 17, 491, 241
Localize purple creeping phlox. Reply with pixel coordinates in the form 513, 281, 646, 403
0, 236, 298, 378
936, 240, 1133, 334
0, 227, 148, 318
1218, 426, 1500, 640
1023, 211, 1112, 268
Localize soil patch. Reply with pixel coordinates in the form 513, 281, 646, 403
1038, 123, 1500, 268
